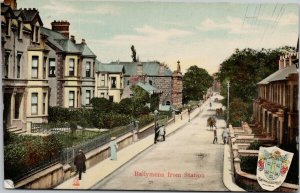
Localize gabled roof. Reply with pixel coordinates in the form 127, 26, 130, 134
76, 43, 96, 57
21, 8, 43, 26
108, 61, 173, 76
257, 65, 298, 85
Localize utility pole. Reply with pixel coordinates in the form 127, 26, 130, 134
227, 81, 230, 128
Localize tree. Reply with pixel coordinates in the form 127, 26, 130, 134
183, 66, 213, 103
131, 45, 137, 62
218, 47, 295, 120
90, 97, 113, 113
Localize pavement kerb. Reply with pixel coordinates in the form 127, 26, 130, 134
223, 144, 246, 191
55, 100, 209, 190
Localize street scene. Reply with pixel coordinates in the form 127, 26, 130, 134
93, 95, 227, 191
1, 0, 299, 192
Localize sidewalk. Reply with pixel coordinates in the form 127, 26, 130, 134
55, 100, 209, 190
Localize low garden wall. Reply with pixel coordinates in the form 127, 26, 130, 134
230, 124, 298, 192
14, 118, 170, 189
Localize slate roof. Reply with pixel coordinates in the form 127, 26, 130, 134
13, 10, 22, 17
107, 61, 172, 76
96, 61, 124, 73
41, 27, 81, 53
257, 65, 298, 85
76, 43, 96, 57
21, 9, 43, 25
136, 82, 159, 94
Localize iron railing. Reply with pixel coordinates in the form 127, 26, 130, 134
31, 122, 70, 133
12, 114, 171, 182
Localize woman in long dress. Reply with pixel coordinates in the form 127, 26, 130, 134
110, 137, 118, 160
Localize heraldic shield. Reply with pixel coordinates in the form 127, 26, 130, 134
256, 146, 294, 191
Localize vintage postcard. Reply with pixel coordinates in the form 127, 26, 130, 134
1, 0, 299, 192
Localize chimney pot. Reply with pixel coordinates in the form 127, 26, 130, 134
51, 20, 70, 38
70, 35, 76, 44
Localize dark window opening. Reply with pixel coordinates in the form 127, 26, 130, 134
17, 54, 21, 78
4, 52, 9, 78
111, 77, 116, 88
32, 56, 39, 78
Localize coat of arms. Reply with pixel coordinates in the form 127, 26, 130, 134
257, 146, 293, 191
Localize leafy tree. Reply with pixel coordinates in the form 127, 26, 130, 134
218, 47, 295, 121
183, 66, 213, 103
227, 98, 249, 126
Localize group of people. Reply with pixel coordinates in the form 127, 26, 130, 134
213, 126, 229, 144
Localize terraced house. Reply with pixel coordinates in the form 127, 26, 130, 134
41, 21, 96, 108
2, 0, 97, 134
2, 1, 49, 133
253, 48, 299, 150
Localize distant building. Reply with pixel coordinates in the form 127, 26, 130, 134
253, 49, 298, 149
95, 61, 125, 102
95, 60, 183, 108
2, 2, 49, 133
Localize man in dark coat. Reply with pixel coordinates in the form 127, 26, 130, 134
74, 149, 86, 180
154, 123, 159, 144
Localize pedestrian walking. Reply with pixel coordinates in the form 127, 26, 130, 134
222, 128, 229, 144
212, 127, 218, 144
110, 137, 118, 160
74, 149, 86, 180
159, 124, 166, 141
154, 123, 159, 144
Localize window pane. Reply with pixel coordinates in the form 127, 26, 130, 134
69, 91, 75, 107
31, 93, 38, 115
32, 56, 38, 78
32, 57, 38, 67
31, 94, 37, 103
69, 59, 74, 76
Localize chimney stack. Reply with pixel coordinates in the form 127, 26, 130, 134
136, 63, 143, 76
81, 39, 86, 44
51, 20, 70, 38
4, 0, 17, 10
70, 35, 76, 43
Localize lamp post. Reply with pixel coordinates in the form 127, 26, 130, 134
227, 81, 230, 128
172, 109, 175, 122
154, 110, 158, 127
188, 104, 191, 122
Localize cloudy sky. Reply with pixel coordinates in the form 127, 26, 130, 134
17, 0, 299, 74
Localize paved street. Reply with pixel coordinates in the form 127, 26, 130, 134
93, 95, 228, 191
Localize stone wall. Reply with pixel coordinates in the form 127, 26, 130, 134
230, 123, 298, 192
151, 76, 172, 105
14, 120, 161, 189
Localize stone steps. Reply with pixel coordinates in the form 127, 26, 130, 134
8, 126, 26, 135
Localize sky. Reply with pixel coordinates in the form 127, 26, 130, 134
16, 0, 299, 74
